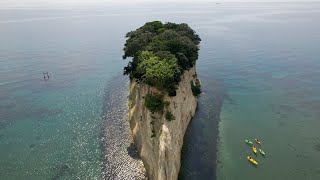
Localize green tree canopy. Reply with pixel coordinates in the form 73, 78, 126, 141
122, 21, 201, 96
136, 51, 179, 91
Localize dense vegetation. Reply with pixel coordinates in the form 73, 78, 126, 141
144, 93, 170, 113
191, 80, 201, 97
165, 111, 175, 121
123, 21, 201, 96
144, 93, 175, 122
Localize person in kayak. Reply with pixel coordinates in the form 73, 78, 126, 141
247, 156, 258, 165
252, 145, 257, 153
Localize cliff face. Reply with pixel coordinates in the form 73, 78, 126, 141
129, 67, 198, 180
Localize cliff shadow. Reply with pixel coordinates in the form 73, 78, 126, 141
127, 143, 141, 160
179, 74, 228, 180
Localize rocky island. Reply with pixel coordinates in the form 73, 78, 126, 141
122, 21, 201, 180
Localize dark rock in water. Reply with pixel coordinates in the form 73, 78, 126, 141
52, 164, 71, 180
314, 144, 320, 152
60, 164, 69, 170
29, 144, 36, 148
35, 136, 41, 140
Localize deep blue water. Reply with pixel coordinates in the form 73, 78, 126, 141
0, 1, 320, 179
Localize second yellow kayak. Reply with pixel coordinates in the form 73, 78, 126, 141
252, 146, 257, 154
247, 156, 258, 165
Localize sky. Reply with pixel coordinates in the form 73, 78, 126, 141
0, 0, 317, 8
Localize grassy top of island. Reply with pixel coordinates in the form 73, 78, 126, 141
122, 21, 201, 96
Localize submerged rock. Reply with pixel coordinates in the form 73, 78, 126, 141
314, 144, 320, 152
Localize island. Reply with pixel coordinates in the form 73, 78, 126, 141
122, 21, 201, 180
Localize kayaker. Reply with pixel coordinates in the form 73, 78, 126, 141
252, 145, 257, 153
247, 156, 258, 165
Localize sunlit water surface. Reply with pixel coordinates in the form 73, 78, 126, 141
0, 1, 320, 179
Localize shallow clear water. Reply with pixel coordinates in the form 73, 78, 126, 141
1, 1, 320, 179
0, 7, 131, 178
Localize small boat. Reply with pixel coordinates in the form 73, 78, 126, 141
247, 156, 258, 165
255, 138, 261, 145
252, 146, 257, 154
259, 149, 266, 156
245, 140, 253, 145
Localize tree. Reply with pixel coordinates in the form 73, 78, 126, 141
136, 51, 179, 91
122, 21, 201, 96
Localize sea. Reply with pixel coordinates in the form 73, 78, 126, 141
0, 1, 320, 179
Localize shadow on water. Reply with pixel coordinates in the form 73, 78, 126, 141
179, 75, 228, 180
127, 143, 141, 160
100, 74, 146, 179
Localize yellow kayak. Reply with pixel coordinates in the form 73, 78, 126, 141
252, 146, 257, 154
247, 156, 258, 165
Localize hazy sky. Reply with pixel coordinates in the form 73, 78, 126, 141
0, 0, 317, 8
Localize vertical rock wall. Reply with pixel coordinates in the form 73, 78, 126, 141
129, 67, 198, 180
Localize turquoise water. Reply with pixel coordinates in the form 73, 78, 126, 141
0, 8, 129, 178
1, 1, 320, 179
201, 3, 320, 179
182, 2, 320, 179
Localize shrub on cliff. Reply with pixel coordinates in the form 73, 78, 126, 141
191, 80, 201, 97
122, 21, 201, 96
165, 111, 175, 121
144, 93, 165, 113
